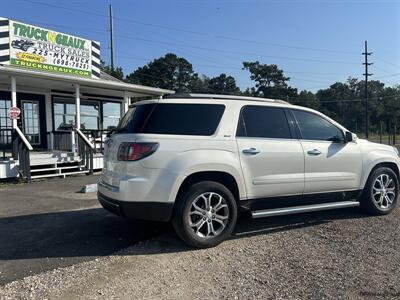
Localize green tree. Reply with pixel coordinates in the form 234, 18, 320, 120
100, 60, 124, 81
207, 73, 241, 95
189, 75, 210, 93
126, 53, 199, 92
293, 90, 320, 109
242, 61, 297, 99
316, 78, 364, 131
313, 77, 399, 134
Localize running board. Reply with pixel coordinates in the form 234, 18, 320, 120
251, 201, 360, 219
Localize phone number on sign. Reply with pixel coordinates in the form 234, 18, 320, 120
30, 48, 90, 70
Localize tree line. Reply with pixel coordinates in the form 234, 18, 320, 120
101, 53, 400, 135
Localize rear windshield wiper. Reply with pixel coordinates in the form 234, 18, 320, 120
107, 127, 127, 137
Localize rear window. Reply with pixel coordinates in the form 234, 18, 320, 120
116, 103, 225, 136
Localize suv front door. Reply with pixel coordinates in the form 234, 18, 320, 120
291, 109, 362, 194
236, 105, 305, 199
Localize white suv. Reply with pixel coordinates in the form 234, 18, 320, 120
98, 94, 399, 248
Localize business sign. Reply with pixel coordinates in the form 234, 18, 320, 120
9, 20, 92, 77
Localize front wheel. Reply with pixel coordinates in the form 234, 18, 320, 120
172, 181, 237, 248
361, 167, 399, 215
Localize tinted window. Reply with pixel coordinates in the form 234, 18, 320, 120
117, 103, 155, 133
237, 106, 291, 139
293, 110, 344, 142
117, 103, 225, 136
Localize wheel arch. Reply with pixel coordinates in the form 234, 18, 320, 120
173, 171, 243, 209
362, 160, 400, 188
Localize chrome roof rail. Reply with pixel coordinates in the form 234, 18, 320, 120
163, 93, 289, 104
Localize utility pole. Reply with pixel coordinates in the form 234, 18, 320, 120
362, 40, 373, 139
109, 4, 115, 72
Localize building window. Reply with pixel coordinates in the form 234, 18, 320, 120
0, 99, 12, 145
0, 99, 12, 129
53, 97, 99, 130
54, 99, 75, 130
80, 102, 99, 130
102, 102, 122, 130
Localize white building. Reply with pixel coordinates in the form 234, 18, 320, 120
0, 17, 173, 180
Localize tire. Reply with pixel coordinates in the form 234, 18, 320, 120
172, 181, 238, 248
361, 167, 399, 215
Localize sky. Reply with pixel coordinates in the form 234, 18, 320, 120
2, 0, 400, 92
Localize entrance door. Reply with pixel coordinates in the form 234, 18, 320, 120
21, 100, 41, 146
17, 93, 47, 149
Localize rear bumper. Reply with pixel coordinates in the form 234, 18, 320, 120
98, 192, 173, 222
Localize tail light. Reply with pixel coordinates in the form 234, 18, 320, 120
117, 142, 159, 161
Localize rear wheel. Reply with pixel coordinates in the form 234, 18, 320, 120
361, 167, 399, 215
172, 181, 237, 248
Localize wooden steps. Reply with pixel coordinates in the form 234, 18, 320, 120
28, 151, 87, 180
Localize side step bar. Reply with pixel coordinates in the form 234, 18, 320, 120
251, 201, 360, 219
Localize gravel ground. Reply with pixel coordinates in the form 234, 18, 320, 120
1, 206, 399, 300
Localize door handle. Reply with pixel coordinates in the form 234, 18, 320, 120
307, 149, 322, 156
242, 148, 260, 155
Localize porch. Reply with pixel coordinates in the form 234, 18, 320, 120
0, 65, 174, 180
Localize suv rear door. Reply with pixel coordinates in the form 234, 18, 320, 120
291, 109, 362, 194
236, 105, 305, 199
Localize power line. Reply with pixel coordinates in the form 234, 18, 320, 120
113, 50, 354, 77
11, 1, 361, 66
14, 0, 398, 91
113, 32, 360, 65
17, 0, 360, 55
373, 65, 397, 76
373, 72, 400, 79
374, 56, 400, 69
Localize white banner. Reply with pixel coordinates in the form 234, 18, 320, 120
9, 20, 92, 77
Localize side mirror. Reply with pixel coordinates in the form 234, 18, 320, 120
345, 131, 355, 143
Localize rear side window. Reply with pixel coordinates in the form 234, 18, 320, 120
292, 109, 344, 142
237, 105, 291, 139
117, 103, 225, 136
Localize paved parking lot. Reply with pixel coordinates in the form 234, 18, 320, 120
0, 175, 168, 285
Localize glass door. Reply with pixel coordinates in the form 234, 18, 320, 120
21, 100, 41, 145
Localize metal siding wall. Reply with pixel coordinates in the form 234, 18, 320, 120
91, 41, 100, 79
0, 17, 10, 64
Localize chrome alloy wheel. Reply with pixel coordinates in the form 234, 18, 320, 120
188, 192, 229, 238
372, 173, 397, 209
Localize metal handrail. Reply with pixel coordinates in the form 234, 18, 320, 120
74, 127, 94, 175
12, 127, 32, 181
81, 129, 108, 154
75, 128, 94, 150
15, 126, 33, 151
